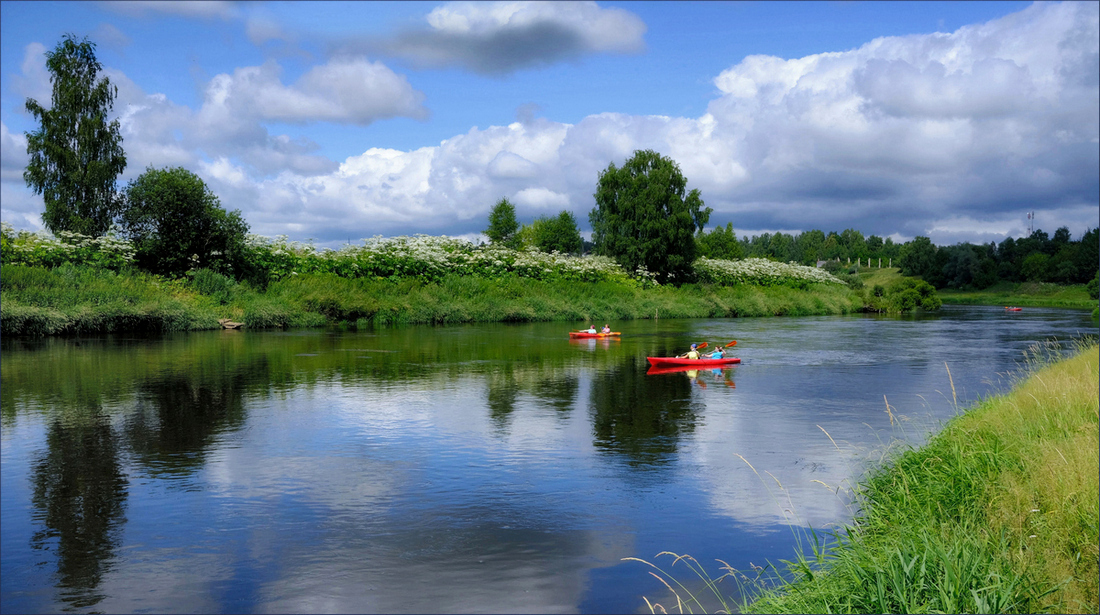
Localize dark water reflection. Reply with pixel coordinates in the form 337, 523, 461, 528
1, 306, 1095, 613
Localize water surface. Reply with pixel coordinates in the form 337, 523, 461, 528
2, 306, 1095, 613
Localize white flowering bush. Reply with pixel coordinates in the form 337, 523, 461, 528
3, 221, 843, 292
694, 257, 845, 288
246, 234, 651, 286
1, 221, 136, 270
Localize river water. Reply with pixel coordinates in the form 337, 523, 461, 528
2, 306, 1096, 613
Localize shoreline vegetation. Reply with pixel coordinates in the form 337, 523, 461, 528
0, 262, 863, 337
2, 226, 1094, 337
636, 342, 1099, 614
2, 227, 865, 337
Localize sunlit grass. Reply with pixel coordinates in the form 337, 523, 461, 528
938, 280, 1095, 309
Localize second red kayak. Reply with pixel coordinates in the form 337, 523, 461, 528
569, 331, 621, 338
646, 357, 741, 367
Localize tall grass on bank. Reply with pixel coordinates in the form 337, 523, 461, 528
747, 341, 1099, 614
260, 273, 861, 327
1, 264, 862, 336
629, 342, 1099, 614
0, 263, 219, 336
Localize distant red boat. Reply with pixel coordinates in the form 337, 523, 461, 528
1005, 307, 1023, 311
569, 331, 621, 338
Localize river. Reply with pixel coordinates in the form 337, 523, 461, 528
2, 305, 1095, 613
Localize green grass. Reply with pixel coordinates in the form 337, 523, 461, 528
746, 342, 1100, 614
0, 263, 221, 336
857, 266, 905, 289
630, 342, 1099, 614
858, 267, 1097, 310
1, 264, 863, 336
938, 281, 1095, 309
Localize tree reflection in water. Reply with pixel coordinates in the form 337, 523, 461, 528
30, 411, 127, 611
589, 357, 700, 466
124, 371, 251, 476
486, 369, 519, 431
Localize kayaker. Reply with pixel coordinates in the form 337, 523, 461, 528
709, 347, 724, 359
680, 343, 701, 360
586, 325, 597, 334
601, 324, 611, 334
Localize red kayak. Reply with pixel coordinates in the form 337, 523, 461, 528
569, 331, 621, 338
1005, 307, 1022, 311
646, 357, 741, 367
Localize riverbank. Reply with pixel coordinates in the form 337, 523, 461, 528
937, 280, 1097, 311
860, 267, 1097, 311
0, 263, 863, 336
744, 342, 1099, 614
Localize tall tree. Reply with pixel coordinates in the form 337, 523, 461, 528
590, 150, 711, 284
532, 210, 583, 254
899, 236, 937, 278
485, 198, 520, 248
696, 222, 743, 260
24, 35, 126, 236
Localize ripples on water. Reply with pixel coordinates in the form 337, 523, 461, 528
1, 306, 1095, 613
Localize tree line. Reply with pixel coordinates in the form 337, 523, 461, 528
698, 223, 1099, 289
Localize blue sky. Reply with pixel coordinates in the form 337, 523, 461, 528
2, 1, 1097, 247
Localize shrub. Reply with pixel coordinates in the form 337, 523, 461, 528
120, 166, 249, 278
888, 278, 941, 312
188, 268, 239, 305
693, 257, 845, 289
1, 221, 136, 270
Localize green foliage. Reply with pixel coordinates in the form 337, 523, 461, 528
696, 222, 744, 260
590, 149, 711, 285
1, 221, 135, 270
187, 268, 240, 305
120, 166, 249, 278
524, 210, 583, 254
485, 198, 520, 248
1021, 251, 1051, 282
695, 257, 845, 289
898, 236, 936, 278
888, 277, 941, 312
24, 35, 126, 237
0, 263, 216, 335
241, 234, 645, 287
1087, 272, 1099, 300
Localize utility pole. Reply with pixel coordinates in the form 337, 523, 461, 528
1027, 211, 1035, 235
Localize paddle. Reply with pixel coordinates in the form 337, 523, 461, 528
725, 340, 738, 347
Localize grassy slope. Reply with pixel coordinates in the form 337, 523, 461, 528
938, 280, 1095, 309
745, 343, 1099, 614
859, 267, 1097, 310
1, 264, 863, 336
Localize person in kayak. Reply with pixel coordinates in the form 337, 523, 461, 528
680, 343, 701, 360
601, 324, 611, 334
709, 346, 724, 359
586, 325, 597, 334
